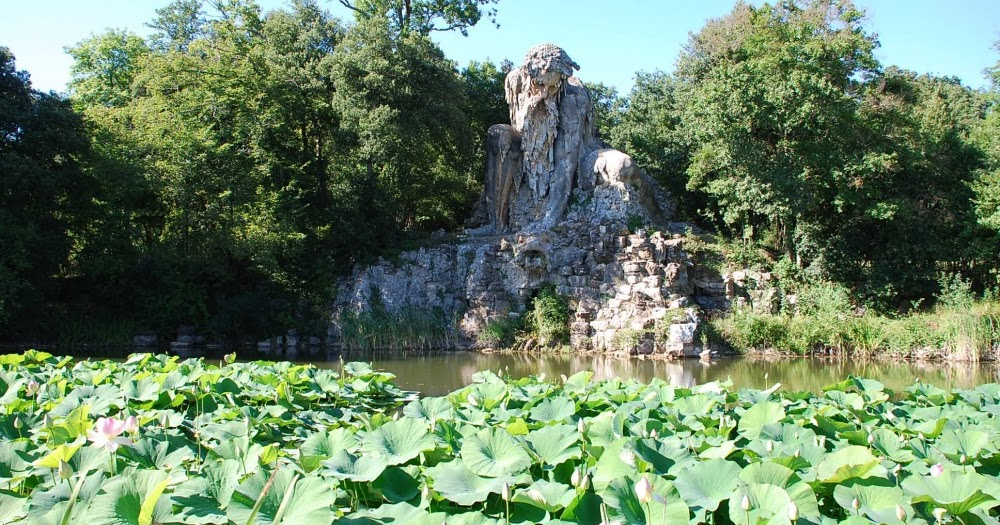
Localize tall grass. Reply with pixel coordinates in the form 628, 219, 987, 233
339, 307, 455, 351
712, 300, 1000, 361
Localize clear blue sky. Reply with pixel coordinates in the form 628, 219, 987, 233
2, 0, 998, 95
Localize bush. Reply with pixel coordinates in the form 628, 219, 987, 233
525, 286, 570, 347
477, 316, 523, 349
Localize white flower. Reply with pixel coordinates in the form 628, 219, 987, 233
501, 482, 511, 502
25, 379, 40, 396
787, 502, 799, 521
123, 415, 139, 434
634, 477, 653, 504
896, 504, 906, 521
740, 494, 751, 511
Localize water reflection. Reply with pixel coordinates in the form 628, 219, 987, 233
317, 352, 1000, 396
58, 345, 1000, 397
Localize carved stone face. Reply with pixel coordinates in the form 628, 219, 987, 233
522, 44, 579, 97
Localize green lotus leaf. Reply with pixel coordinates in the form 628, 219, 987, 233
602, 475, 689, 525
726, 482, 793, 525
524, 424, 581, 467
403, 396, 454, 422
673, 459, 741, 512
425, 460, 509, 506
528, 394, 576, 423
738, 401, 786, 439
461, 426, 531, 477
562, 371, 594, 392
227, 470, 334, 525
322, 449, 387, 482
300, 427, 358, 460
360, 417, 436, 466
172, 459, 241, 525
511, 479, 576, 512
592, 439, 639, 492
937, 429, 990, 459
902, 470, 1000, 515
833, 479, 910, 524
815, 446, 879, 484
88, 469, 173, 525
0, 492, 26, 525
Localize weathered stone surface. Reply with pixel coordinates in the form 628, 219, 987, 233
329, 44, 706, 358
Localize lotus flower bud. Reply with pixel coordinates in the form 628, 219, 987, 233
571, 468, 582, 488
580, 473, 590, 491
160, 412, 170, 428
960, 454, 967, 464
634, 477, 653, 504
13, 416, 22, 429
44, 413, 53, 427
851, 497, 860, 512
26, 379, 40, 396
793, 449, 800, 458
502, 482, 511, 502
422, 484, 430, 499
930, 463, 944, 477
58, 459, 72, 480
650, 429, 658, 439
124, 415, 138, 434
740, 495, 751, 511
787, 502, 798, 521
867, 433, 874, 445
766, 440, 774, 453
933, 507, 946, 522
896, 504, 906, 521
578, 418, 586, 434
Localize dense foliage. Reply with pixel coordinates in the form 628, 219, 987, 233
3, 353, 1000, 523
605, 1, 1000, 310
3, 0, 1000, 341
1, 0, 506, 341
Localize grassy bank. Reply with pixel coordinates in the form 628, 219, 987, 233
711, 299, 1000, 361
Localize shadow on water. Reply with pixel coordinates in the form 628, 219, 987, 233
20, 344, 1000, 397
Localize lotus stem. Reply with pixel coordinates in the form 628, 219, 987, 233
59, 474, 87, 525
271, 473, 300, 525
244, 467, 280, 525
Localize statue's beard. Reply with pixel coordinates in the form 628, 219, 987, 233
516, 79, 561, 198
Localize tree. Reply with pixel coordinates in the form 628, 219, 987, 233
609, 71, 694, 217
583, 81, 622, 140
332, 16, 475, 230
336, 0, 499, 36
147, 0, 206, 52
65, 29, 150, 108
0, 48, 90, 332
676, 0, 878, 256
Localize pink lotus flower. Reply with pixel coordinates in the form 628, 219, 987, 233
123, 416, 139, 434
87, 417, 133, 452
929, 463, 944, 477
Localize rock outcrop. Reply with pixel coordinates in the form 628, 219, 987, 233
330, 44, 702, 357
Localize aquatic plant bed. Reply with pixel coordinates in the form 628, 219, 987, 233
1, 352, 1000, 524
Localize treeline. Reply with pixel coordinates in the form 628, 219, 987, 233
1, 0, 999, 342
0, 0, 507, 342
600, 2, 1000, 311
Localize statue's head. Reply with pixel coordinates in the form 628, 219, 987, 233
521, 44, 579, 94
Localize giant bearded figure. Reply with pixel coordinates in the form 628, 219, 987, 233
484, 44, 650, 233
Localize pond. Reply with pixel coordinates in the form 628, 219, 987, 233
49, 346, 1000, 395
309, 351, 999, 396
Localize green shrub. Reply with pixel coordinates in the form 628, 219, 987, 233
340, 306, 453, 351
525, 286, 570, 347
477, 316, 523, 349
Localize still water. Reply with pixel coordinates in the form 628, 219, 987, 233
311, 351, 1000, 396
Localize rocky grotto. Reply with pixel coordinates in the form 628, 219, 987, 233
328, 44, 753, 358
